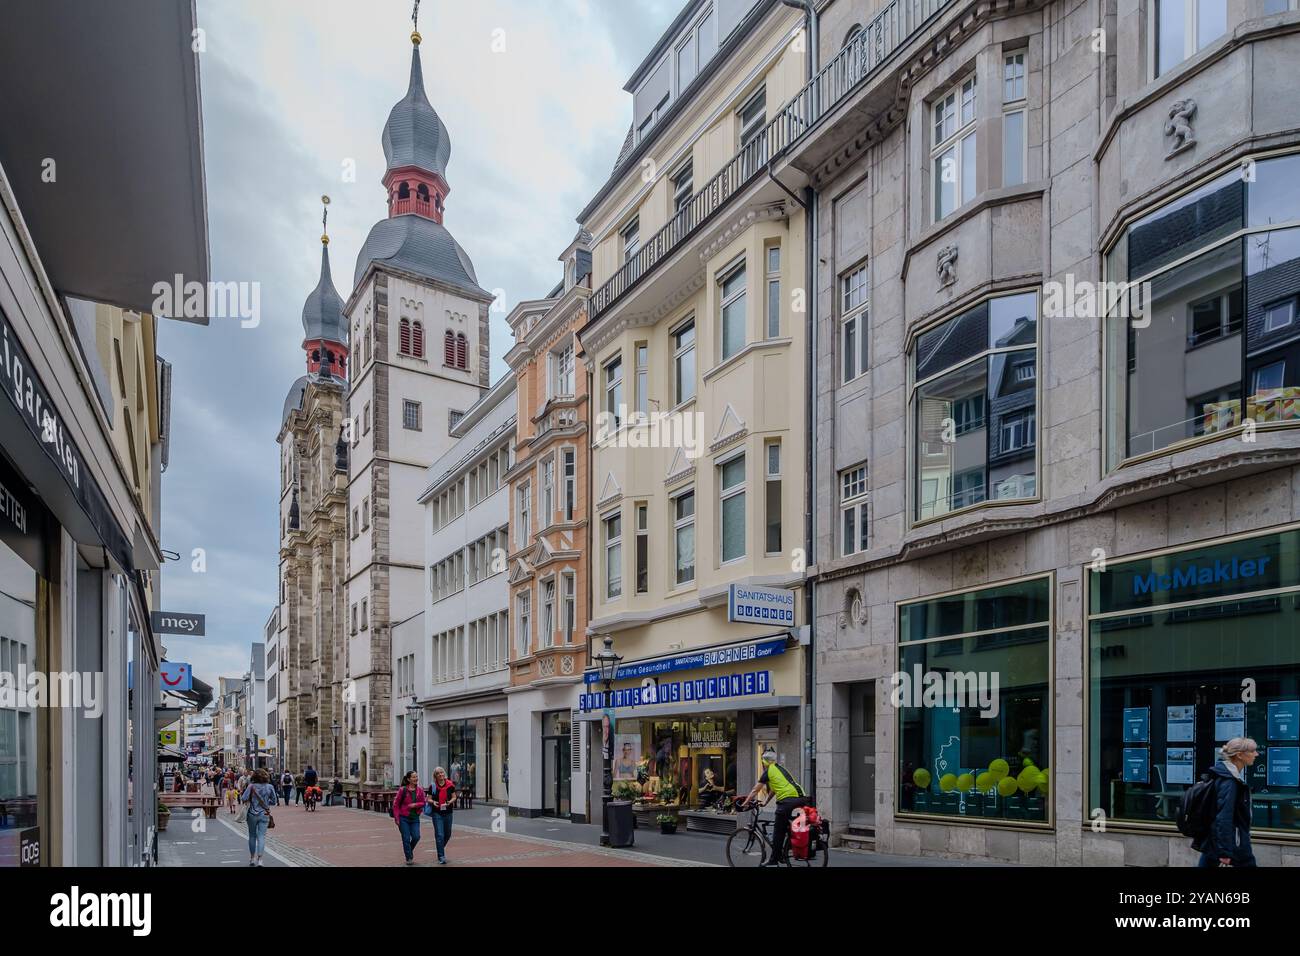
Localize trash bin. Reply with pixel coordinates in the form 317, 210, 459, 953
607, 800, 635, 847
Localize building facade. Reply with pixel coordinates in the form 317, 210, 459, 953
575, 0, 811, 825
344, 28, 494, 787
792, 0, 1300, 865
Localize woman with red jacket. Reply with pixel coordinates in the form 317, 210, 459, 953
428, 766, 456, 864
392, 771, 427, 864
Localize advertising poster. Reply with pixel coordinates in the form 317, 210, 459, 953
1122, 748, 1149, 784
1214, 703, 1246, 741
612, 733, 641, 780
1268, 700, 1300, 741
1123, 707, 1150, 743
1166, 705, 1196, 743
1166, 747, 1195, 785
1268, 747, 1299, 788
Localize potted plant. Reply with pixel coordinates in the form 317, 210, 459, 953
656, 812, 679, 834
156, 802, 171, 832
657, 782, 678, 805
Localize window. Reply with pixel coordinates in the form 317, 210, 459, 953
672, 318, 696, 405
400, 317, 412, 354
932, 75, 977, 221
675, 6, 715, 92
351, 603, 358, 635
360, 705, 367, 733
351, 507, 359, 539
635, 503, 649, 593
363, 402, 371, 434
673, 489, 695, 586
672, 162, 694, 214
621, 217, 640, 263
562, 448, 576, 521
541, 458, 554, 526
604, 355, 624, 427
1253, 361, 1285, 393
604, 511, 623, 599
412, 321, 424, 358
515, 591, 531, 659
898, 577, 1051, 823
913, 291, 1039, 521
1003, 52, 1026, 187
1088, 528, 1300, 835
765, 246, 781, 339
1262, 299, 1295, 334
444, 330, 456, 366
1188, 288, 1243, 347
739, 87, 766, 148
840, 465, 869, 556
635, 343, 649, 417
720, 263, 747, 361
552, 343, 575, 397
361, 598, 368, 630
362, 497, 370, 530
718, 454, 745, 563
764, 441, 781, 555
455, 333, 468, 370
841, 263, 869, 383
403, 399, 422, 431
517, 482, 531, 543
561, 572, 576, 644
541, 579, 555, 649
1154, 0, 1227, 78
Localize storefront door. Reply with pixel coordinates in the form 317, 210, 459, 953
849, 681, 876, 824
542, 736, 570, 817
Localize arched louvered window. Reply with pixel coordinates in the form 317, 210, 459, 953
444, 330, 456, 366
398, 181, 411, 199
417, 183, 430, 202
400, 318, 412, 355
412, 321, 425, 358
456, 333, 468, 370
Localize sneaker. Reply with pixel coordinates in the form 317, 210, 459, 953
405, 858, 413, 865
439, 858, 446, 864
256, 859, 264, 868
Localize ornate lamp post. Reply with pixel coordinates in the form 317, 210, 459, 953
330, 720, 341, 778
592, 635, 622, 846
405, 696, 422, 779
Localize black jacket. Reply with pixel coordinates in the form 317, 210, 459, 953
1192, 762, 1251, 857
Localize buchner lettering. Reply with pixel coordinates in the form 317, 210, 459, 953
49, 886, 152, 936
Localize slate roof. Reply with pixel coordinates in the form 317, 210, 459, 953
353, 212, 488, 299
382, 43, 452, 178
301, 242, 346, 345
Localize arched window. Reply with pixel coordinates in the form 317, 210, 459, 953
399, 318, 412, 355
843, 23, 862, 47
417, 183, 430, 202
412, 321, 424, 358
398, 181, 411, 200
455, 333, 468, 370
444, 329, 456, 366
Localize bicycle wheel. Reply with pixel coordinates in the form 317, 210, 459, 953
725, 827, 772, 867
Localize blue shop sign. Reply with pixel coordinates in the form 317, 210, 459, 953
582, 636, 788, 686
580, 669, 771, 712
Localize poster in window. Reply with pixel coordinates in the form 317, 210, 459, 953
1214, 703, 1246, 742
1166, 747, 1196, 785
1268, 747, 1299, 788
1267, 700, 1300, 741
1166, 705, 1196, 743
613, 733, 641, 780
1122, 748, 1149, 784
1123, 707, 1150, 743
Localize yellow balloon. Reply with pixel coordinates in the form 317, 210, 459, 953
1017, 767, 1039, 794
975, 771, 994, 792
913, 768, 932, 789
1023, 757, 1036, 769
956, 773, 975, 792
939, 773, 958, 793
997, 776, 1019, 797
988, 759, 1010, 780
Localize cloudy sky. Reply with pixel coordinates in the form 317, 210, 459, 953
159, 0, 682, 688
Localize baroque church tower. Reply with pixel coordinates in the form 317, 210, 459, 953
342, 21, 493, 785
277, 210, 350, 778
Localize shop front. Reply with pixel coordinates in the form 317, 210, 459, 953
1088, 524, 1300, 838
418, 695, 510, 803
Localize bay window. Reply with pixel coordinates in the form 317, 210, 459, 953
604, 511, 623, 600
720, 263, 747, 361
673, 488, 696, 586
673, 318, 696, 404
932, 75, 977, 221
605, 355, 624, 428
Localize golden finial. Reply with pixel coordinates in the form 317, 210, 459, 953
321, 194, 330, 245
411, 0, 421, 44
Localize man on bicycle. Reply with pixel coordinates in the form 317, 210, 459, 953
740, 748, 809, 866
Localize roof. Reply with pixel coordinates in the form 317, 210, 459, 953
353, 213, 489, 300
382, 42, 452, 179
301, 241, 346, 345
282, 375, 308, 426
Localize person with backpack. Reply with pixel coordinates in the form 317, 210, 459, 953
1183, 737, 1259, 867
392, 771, 427, 864
739, 748, 810, 867
279, 769, 293, 804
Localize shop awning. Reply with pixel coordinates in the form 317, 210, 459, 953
575, 695, 803, 722
154, 706, 185, 732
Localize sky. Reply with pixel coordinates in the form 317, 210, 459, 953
158, 0, 683, 690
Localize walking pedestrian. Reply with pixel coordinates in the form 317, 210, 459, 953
279, 769, 293, 804
428, 766, 456, 864
294, 773, 304, 805
240, 768, 279, 867
392, 771, 427, 865
224, 770, 239, 814
1194, 737, 1260, 867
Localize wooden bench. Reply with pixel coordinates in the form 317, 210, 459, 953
160, 793, 219, 819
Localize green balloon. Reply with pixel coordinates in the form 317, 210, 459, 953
975, 771, 994, 792
1017, 767, 1039, 794
939, 773, 958, 793
997, 776, 1019, 797
913, 768, 932, 789
988, 758, 1010, 780
956, 773, 975, 792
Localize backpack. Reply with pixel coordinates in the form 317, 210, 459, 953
1176, 773, 1217, 839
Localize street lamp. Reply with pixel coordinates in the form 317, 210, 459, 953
405, 695, 421, 780
592, 635, 622, 847
330, 721, 341, 779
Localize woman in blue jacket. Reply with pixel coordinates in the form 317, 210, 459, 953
1193, 737, 1259, 867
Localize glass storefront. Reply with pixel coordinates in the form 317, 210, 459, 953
541, 710, 570, 817
1088, 527, 1300, 833
487, 716, 508, 803
612, 714, 739, 809
0, 536, 41, 867
432, 718, 478, 794
897, 577, 1052, 823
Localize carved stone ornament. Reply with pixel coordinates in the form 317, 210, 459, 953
936, 245, 958, 287
1164, 98, 1196, 159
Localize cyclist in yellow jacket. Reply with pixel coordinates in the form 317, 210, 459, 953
740, 748, 810, 866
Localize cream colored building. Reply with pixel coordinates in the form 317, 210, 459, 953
576, 0, 812, 822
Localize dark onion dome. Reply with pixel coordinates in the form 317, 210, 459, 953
302, 240, 346, 345
282, 374, 309, 426
353, 213, 488, 299
381, 42, 451, 179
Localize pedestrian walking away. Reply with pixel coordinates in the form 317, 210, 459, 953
280, 769, 293, 804
428, 766, 456, 864
1192, 737, 1260, 867
240, 768, 279, 867
392, 771, 427, 864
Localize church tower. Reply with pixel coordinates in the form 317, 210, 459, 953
342, 18, 494, 785
276, 203, 350, 779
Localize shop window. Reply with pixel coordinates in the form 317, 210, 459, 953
1088, 527, 1300, 834
912, 291, 1039, 521
897, 577, 1052, 824
612, 716, 739, 810
0, 539, 39, 863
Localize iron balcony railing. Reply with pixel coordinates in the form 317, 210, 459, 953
590, 0, 953, 319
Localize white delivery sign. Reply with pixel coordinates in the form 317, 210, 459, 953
727, 584, 795, 626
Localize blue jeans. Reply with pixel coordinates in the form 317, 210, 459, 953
432, 812, 452, 860
398, 815, 421, 861
247, 815, 269, 857
1198, 832, 1257, 867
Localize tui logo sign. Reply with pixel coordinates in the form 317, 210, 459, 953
1132, 554, 1272, 597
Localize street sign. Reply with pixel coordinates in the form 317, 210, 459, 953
727, 584, 795, 626
151, 611, 205, 636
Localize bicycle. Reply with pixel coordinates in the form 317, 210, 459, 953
724, 799, 830, 867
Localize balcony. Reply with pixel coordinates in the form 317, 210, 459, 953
590, 0, 953, 320
389, 195, 437, 218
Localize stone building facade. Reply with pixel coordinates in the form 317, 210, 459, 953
783, 0, 1300, 864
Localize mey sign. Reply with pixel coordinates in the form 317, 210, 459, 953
151, 611, 205, 636
1131, 555, 1272, 597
